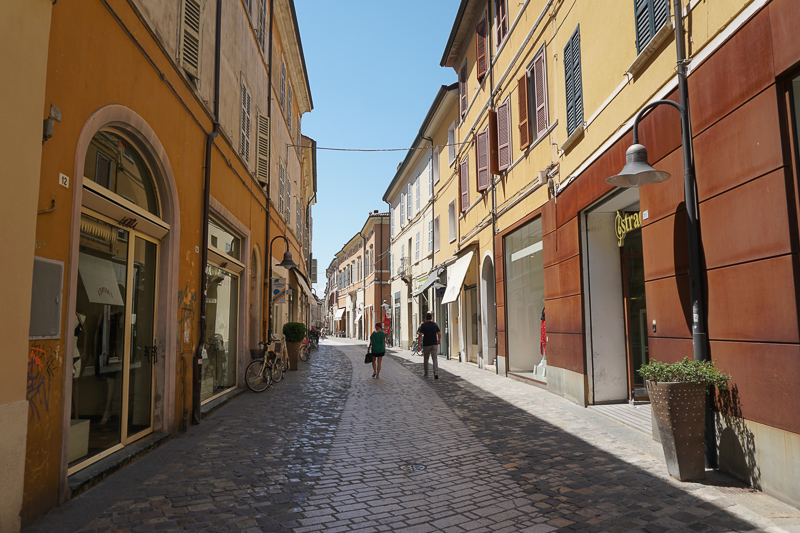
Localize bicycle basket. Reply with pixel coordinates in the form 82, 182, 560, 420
249, 348, 266, 360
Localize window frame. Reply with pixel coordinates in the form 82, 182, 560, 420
563, 26, 584, 137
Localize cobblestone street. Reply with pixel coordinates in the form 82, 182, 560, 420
26, 339, 800, 533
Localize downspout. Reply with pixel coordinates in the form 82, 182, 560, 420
488, 0, 499, 374
422, 135, 434, 324
361, 227, 367, 340
263, 0, 275, 340
385, 199, 393, 345
193, 0, 222, 425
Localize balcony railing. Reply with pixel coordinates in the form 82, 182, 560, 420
397, 256, 411, 279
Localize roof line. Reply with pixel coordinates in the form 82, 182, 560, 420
289, 0, 313, 110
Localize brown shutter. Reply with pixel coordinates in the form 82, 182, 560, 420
476, 129, 489, 191
460, 155, 470, 212
533, 50, 548, 138
518, 74, 530, 150
476, 19, 487, 79
488, 110, 499, 175
180, 0, 202, 78
497, 100, 510, 171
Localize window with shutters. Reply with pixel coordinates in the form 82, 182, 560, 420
476, 18, 487, 80
497, 98, 511, 171
518, 46, 548, 150
634, 0, 670, 54
476, 127, 489, 191
407, 183, 412, 219
401, 194, 406, 226
296, 199, 302, 235
432, 149, 440, 184
287, 85, 293, 132
415, 175, 420, 213
428, 220, 433, 253
495, 0, 508, 46
434, 216, 441, 252
448, 201, 456, 242
459, 155, 470, 212
280, 59, 286, 112
258, 0, 266, 52
285, 179, 291, 225
278, 162, 285, 215
447, 122, 457, 164
428, 159, 434, 196
563, 26, 584, 137
390, 208, 394, 238
459, 61, 468, 117
256, 114, 269, 184
180, 0, 202, 78
240, 81, 252, 162
415, 232, 420, 261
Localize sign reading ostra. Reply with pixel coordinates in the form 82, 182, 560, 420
615, 210, 641, 247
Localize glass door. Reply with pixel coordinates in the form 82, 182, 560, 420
621, 229, 649, 401
126, 236, 157, 439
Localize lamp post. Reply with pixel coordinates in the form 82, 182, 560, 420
267, 235, 297, 338
606, 0, 714, 467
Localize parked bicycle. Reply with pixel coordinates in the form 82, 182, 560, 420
245, 335, 286, 392
411, 339, 421, 357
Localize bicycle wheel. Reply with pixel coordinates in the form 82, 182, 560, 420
245, 360, 270, 392
299, 345, 309, 362
271, 355, 283, 382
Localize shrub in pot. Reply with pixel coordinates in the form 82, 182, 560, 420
639, 357, 731, 481
283, 322, 306, 370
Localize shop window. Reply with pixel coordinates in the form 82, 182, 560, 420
503, 218, 546, 379
85, 131, 160, 216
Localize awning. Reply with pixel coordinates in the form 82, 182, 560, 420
334, 308, 345, 320
441, 251, 474, 304
292, 270, 314, 299
412, 273, 444, 297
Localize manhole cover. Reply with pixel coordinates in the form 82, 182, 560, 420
400, 464, 426, 472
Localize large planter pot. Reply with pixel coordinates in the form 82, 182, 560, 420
647, 381, 706, 481
286, 341, 301, 370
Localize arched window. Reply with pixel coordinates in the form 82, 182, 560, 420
84, 130, 160, 216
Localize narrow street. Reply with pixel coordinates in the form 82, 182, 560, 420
26, 340, 800, 533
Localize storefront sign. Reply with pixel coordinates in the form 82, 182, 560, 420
271, 278, 286, 304
615, 210, 641, 247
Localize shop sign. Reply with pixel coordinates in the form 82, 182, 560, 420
615, 210, 641, 247
271, 278, 286, 304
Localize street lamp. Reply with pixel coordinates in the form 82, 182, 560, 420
267, 235, 297, 337
606, 0, 714, 467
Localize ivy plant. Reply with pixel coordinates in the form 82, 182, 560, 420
638, 357, 732, 392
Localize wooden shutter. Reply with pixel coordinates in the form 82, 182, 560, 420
476, 128, 489, 191
653, 0, 670, 34
634, 0, 653, 54
564, 37, 574, 135
459, 63, 468, 116
280, 60, 286, 111
518, 74, 530, 150
180, 0, 202, 78
286, 179, 291, 224
460, 156, 469, 212
407, 183, 412, 218
240, 82, 251, 162
278, 163, 285, 215
96, 152, 112, 188
488, 109, 499, 175
497, 100, 511, 171
287, 85, 293, 132
476, 19, 487, 80
258, 0, 266, 51
533, 49, 548, 138
496, 0, 508, 44
256, 115, 270, 184
571, 28, 584, 130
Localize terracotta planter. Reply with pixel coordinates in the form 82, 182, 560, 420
286, 341, 301, 370
647, 381, 706, 481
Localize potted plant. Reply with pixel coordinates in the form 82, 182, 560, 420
639, 357, 731, 481
282, 322, 306, 370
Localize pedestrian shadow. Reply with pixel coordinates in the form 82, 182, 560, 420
388, 354, 779, 532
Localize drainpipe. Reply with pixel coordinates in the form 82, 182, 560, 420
193, 0, 222, 425
487, 0, 499, 374
263, 0, 275, 340
422, 135, 434, 323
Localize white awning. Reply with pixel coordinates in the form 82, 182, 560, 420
334, 308, 346, 320
441, 251, 474, 304
294, 271, 314, 299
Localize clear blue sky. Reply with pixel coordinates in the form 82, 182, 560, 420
294, 1, 460, 293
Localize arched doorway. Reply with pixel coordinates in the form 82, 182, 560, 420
65, 106, 179, 475
480, 254, 497, 366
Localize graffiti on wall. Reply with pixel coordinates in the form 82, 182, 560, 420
27, 342, 61, 420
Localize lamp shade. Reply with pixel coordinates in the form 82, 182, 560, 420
277, 250, 297, 269
606, 144, 671, 188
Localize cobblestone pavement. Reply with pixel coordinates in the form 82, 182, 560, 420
26, 339, 800, 533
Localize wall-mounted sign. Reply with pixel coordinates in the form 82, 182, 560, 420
615, 210, 641, 247
271, 278, 286, 304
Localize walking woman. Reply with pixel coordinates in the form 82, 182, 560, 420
368, 322, 387, 379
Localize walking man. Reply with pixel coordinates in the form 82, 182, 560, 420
417, 312, 441, 379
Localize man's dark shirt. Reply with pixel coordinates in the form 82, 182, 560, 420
417, 321, 440, 346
